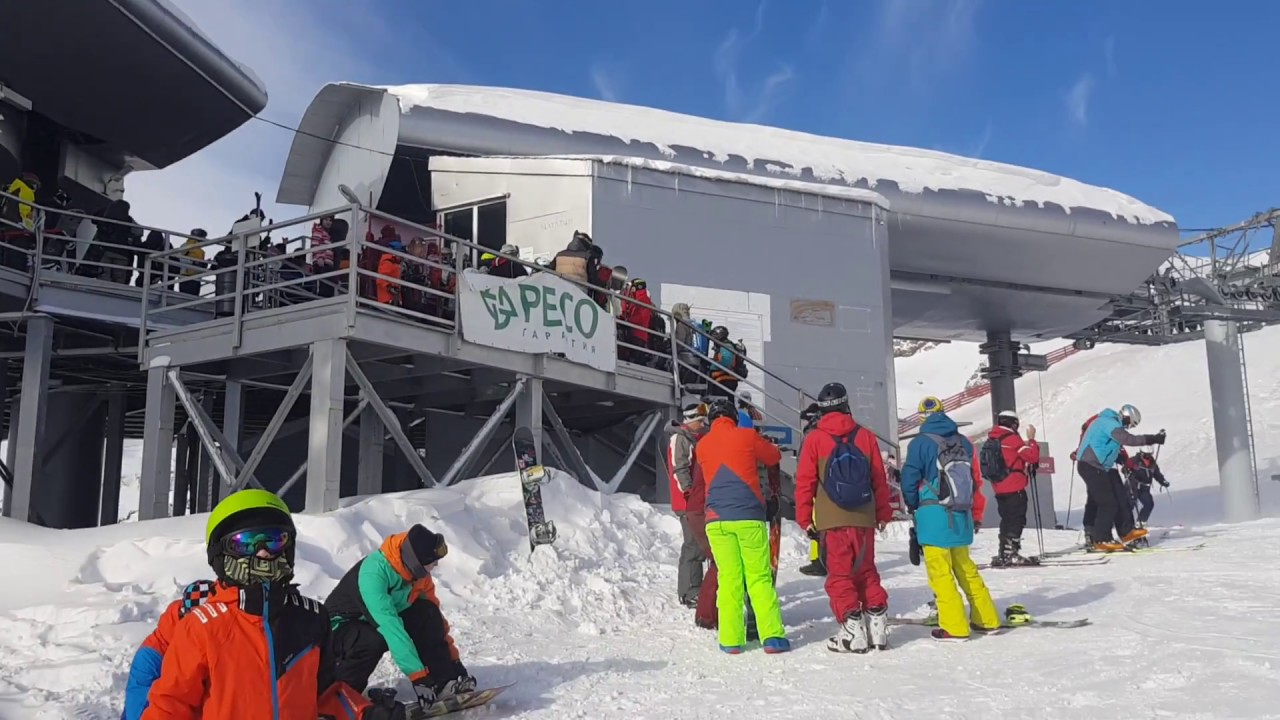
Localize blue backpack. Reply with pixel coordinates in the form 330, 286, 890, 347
822, 429, 874, 510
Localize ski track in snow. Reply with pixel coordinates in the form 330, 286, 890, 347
0, 472, 1277, 719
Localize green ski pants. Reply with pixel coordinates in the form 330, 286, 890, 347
705, 519, 785, 647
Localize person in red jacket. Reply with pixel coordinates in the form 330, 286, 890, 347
620, 279, 654, 362
794, 382, 894, 654
984, 410, 1041, 566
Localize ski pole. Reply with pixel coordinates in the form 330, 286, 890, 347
1064, 461, 1077, 528
1028, 465, 1046, 557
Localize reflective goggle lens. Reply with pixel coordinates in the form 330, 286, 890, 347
223, 528, 291, 557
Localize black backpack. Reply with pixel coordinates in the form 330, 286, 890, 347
979, 436, 1010, 483
648, 313, 670, 354
731, 341, 749, 379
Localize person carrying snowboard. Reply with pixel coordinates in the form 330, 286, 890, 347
140, 489, 393, 720
1076, 404, 1165, 551
325, 525, 477, 707
666, 402, 709, 608
1123, 449, 1169, 526
794, 382, 894, 653
695, 397, 788, 654
121, 579, 214, 720
980, 410, 1041, 566
901, 397, 1001, 641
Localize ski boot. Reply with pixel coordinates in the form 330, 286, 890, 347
798, 558, 828, 577
1004, 604, 1032, 626
1121, 527, 1149, 548
1006, 537, 1038, 566
827, 611, 871, 653
930, 628, 968, 642
865, 606, 889, 650
1088, 540, 1125, 553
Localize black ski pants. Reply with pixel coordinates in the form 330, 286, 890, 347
1133, 485, 1155, 523
331, 600, 461, 692
996, 490, 1028, 540
1078, 462, 1134, 543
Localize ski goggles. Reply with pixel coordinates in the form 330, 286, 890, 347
221, 527, 292, 557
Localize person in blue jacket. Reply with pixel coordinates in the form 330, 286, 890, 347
900, 397, 1000, 641
1076, 404, 1165, 550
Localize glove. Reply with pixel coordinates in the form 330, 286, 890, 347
1069, 450, 1078, 462
412, 678, 438, 708
1147, 430, 1166, 445
908, 527, 921, 566
805, 524, 820, 541
765, 495, 779, 521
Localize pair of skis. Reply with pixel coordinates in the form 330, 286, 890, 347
891, 603, 1090, 631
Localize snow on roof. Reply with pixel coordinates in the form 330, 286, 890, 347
446, 154, 891, 210
385, 84, 1174, 226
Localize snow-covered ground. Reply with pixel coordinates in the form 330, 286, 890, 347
4, 326, 1280, 717
1, 469, 1276, 719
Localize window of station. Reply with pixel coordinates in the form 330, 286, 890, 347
437, 200, 507, 266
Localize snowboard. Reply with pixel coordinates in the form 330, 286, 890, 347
511, 427, 557, 553
891, 614, 1091, 630
414, 684, 515, 718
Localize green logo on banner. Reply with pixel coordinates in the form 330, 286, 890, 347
479, 281, 601, 341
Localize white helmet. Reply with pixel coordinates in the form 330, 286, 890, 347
1119, 404, 1141, 428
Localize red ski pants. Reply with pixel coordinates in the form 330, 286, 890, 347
687, 511, 718, 628
822, 526, 888, 622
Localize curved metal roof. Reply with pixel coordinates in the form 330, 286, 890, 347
0, 0, 268, 169
277, 82, 1181, 341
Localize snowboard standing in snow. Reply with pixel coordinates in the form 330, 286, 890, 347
512, 427, 557, 553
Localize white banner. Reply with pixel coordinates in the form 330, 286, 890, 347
459, 269, 617, 372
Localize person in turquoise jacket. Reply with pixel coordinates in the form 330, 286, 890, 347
1076, 404, 1165, 548
900, 397, 1000, 640
325, 525, 476, 707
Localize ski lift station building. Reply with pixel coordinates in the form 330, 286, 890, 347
276, 82, 1181, 442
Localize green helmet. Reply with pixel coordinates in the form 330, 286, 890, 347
205, 489, 296, 585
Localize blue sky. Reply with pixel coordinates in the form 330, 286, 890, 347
130, 0, 1277, 242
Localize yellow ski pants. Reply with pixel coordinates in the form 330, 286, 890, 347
923, 545, 1000, 637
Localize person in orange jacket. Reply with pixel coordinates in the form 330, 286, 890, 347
121, 580, 215, 720
694, 397, 788, 654
376, 238, 404, 306
139, 489, 402, 720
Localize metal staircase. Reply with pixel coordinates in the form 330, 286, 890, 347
1238, 332, 1261, 504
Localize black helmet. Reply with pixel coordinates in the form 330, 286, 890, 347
707, 397, 736, 422
816, 382, 848, 413
711, 325, 730, 342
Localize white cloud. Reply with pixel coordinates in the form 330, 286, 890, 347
1065, 74, 1095, 126
123, 0, 395, 242
972, 120, 993, 158
712, 1, 795, 123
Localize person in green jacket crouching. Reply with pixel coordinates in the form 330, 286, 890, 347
326, 524, 477, 707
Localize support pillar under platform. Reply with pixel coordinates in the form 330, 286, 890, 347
100, 387, 126, 526
981, 329, 1018, 426
515, 377, 544, 464
357, 403, 384, 496
306, 338, 347, 513
6, 316, 53, 522
139, 365, 178, 521
1203, 319, 1260, 522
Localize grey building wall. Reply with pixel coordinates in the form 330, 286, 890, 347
588, 163, 896, 439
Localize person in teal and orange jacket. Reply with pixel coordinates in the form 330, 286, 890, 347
694, 397, 788, 654
324, 525, 477, 707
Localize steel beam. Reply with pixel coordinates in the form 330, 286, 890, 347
542, 394, 595, 485
167, 370, 241, 491
601, 411, 664, 494
306, 339, 347, 513
234, 352, 313, 492
279, 397, 366, 498
99, 386, 126, 526
138, 364, 177, 521
515, 377, 544, 464
345, 350, 437, 488
223, 379, 245, 455
357, 402, 385, 496
440, 378, 526, 487
7, 316, 53, 522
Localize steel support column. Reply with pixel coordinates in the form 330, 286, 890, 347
1203, 319, 1260, 522
223, 379, 245, 456
981, 330, 1018, 425
440, 378, 526, 487
7, 316, 53, 522
99, 386, 126, 526
357, 403, 384, 496
515, 377, 543, 464
234, 354, 313, 492
345, 351, 436, 488
138, 364, 177, 521
542, 395, 594, 485
279, 398, 365, 498
168, 370, 244, 491
306, 338, 347, 513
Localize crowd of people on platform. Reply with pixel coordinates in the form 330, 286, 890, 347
666, 384, 1173, 653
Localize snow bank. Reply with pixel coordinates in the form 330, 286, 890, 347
385, 84, 1173, 225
